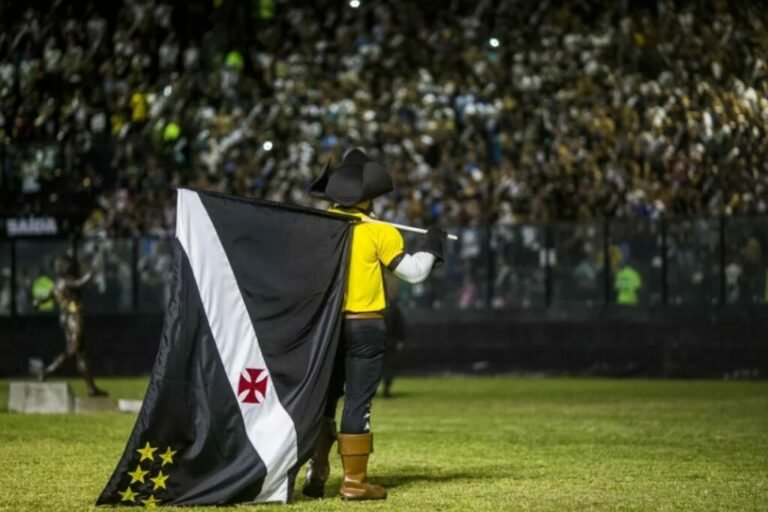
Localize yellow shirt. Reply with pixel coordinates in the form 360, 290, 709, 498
130, 92, 148, 122
329, 207, 404, 312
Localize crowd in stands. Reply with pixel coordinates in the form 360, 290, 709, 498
3, 0, 768, 233
1, 0, 767, 311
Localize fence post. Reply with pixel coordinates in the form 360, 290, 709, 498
485, 225, 494, 308
545, 224, 552, 308
660, 217, 668, 306
603, 220, 611, 305
132, 237, 140, 313
71, 235, 79, 270
719, 216, 726, 305
10, 239, 17, 318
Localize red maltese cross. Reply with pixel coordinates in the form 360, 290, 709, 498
237, 368, 268, 404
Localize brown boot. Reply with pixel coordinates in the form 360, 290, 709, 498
337, 433, 387, 500
302, 418, 337, 498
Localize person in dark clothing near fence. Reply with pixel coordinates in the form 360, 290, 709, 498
382, 275, 405, 398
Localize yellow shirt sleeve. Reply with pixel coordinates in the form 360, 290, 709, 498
376, 224, 405, 267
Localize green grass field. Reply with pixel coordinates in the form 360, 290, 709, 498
1, 377, 766, 511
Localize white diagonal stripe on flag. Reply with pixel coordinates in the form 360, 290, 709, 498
176, 189, 297, 503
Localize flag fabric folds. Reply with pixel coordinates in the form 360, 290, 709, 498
97, 189, 352, 506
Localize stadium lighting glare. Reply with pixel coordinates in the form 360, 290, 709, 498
263, 141, 273, 151
489, 37, 500, 48
349, 0, 360, 8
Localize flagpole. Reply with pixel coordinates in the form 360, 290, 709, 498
359, 217, 459, 241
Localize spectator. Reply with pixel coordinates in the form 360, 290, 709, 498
615, 261, 643, 305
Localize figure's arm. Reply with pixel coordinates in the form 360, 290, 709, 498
389, 253, 435, 284
386, 227, 446, 284
67, 271, 93, 289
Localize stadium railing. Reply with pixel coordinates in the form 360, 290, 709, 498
0, 216, 766, 317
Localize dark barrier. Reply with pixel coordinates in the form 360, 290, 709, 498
1, 307, 765, 378
398, 307, 768, 378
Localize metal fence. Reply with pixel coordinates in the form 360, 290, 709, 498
1, 217, 766, 317
396, 216, 767, 309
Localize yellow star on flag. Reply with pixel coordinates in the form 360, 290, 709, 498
142, 494, 159, 508
159, 446, 177, 467
128, 464, 149, 484
137, 441, 158, 462
118, 486, 137, 503
150, 470, 169, 491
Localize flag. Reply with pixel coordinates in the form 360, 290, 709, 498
97, 189, 352, 506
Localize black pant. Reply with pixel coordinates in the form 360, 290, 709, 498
325, 318, 386, 433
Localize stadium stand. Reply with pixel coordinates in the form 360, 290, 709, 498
0, 0, 766, 314
1, 0, 768, 231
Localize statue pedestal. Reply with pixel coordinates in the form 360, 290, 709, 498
8, 382, 74, 414
75, 396, 116, 413
117, 399, 143, 413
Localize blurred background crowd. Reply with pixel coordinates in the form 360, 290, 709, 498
0, 0, 766, 313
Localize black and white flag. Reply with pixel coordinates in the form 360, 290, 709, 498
97, 189, 352, 506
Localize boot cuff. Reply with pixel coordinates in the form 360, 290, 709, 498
338, 432, 374, 455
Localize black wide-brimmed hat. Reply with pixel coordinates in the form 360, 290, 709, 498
309, 149, 393, 207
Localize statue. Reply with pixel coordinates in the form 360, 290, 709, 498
33, 255, 107, 397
